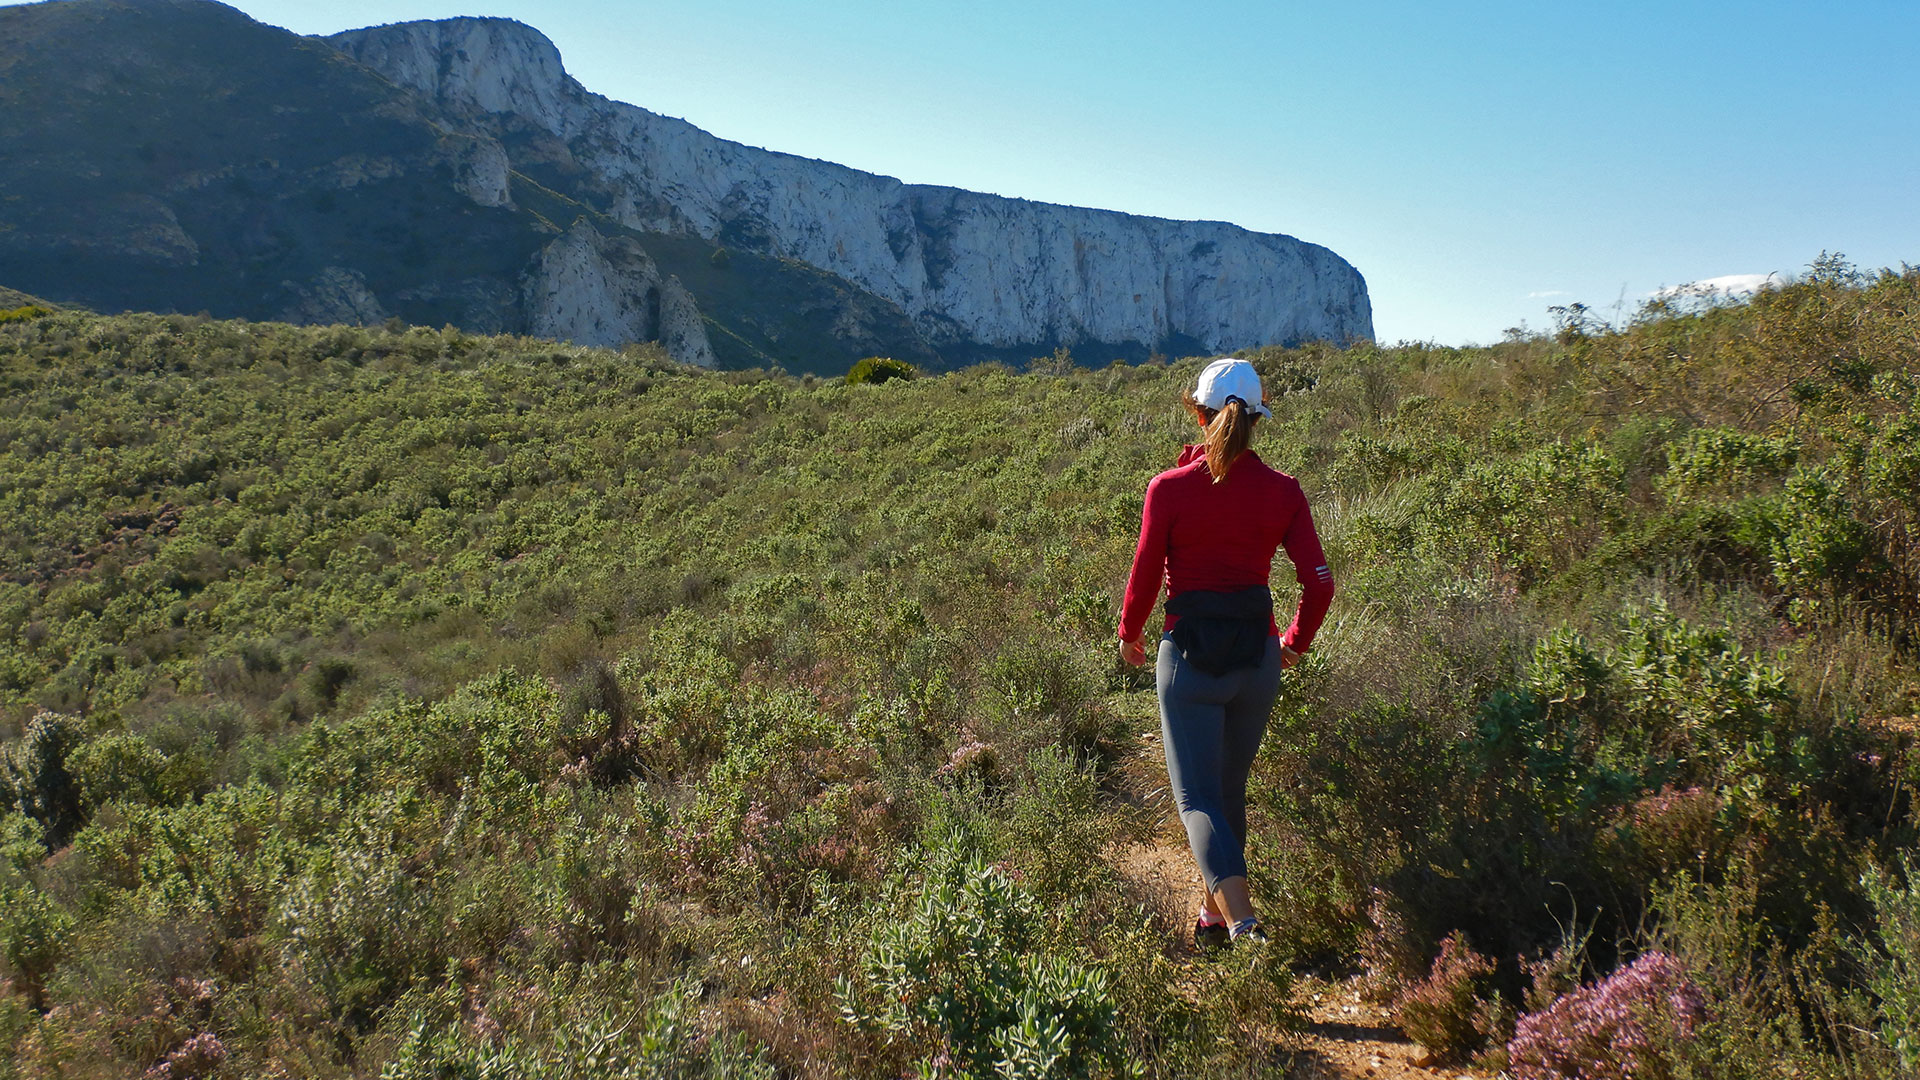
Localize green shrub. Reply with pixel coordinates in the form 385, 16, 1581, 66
1432, 440, 1626, 583
1770, 462, 1874, 616
66, 731, 172, 810
1657, 427, 1798, 502
837, 850, 1138, 1080
0, 712, 86, 846
1859, 858, 1920, 1074
0, 883, 73, 1009
845, 356, 917, 385
0, 813, 45, 871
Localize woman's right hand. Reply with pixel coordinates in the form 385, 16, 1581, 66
1280, 645, 1301, 669
1120, 635, 1147, 667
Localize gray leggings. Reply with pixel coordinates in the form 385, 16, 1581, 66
1156, 634, 1284, 892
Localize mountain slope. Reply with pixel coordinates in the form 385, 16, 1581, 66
0, 0, 941, 370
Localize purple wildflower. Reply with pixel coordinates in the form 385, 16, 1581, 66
144, 1032, 228, 1080
1507, 951, 1707, 1080
1393, 931, 1496, 1062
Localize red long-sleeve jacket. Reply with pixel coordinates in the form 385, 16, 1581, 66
1118, 445, 1335, 653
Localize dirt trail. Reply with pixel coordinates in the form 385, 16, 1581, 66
1289, 979, 1482, 1080
1109, 832, 1487, 1080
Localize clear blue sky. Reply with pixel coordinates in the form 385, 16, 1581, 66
31, 0, 1920, 344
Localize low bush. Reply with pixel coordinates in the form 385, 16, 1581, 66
845, 355, 917, 384
1858, 858, 1920, 1074
1392, 931, 1496, 1064
837, 848, 1137, 1080
0, 884, 72, 1010
379, 978, 775, 1080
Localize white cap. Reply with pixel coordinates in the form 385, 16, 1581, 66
1192, 358, 1272, 418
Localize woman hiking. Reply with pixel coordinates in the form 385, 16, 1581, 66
1118, 357, 1335, 950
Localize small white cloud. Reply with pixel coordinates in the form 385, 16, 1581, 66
1649, 272, 1782, 299
1527, 289, 1570, 299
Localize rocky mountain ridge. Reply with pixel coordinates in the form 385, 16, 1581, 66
0, 0, 1371, 369
328, 17, 1374, 357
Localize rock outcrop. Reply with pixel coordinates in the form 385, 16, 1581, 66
281, 266, 387, 326
329, 18, 1373, 356
440, 134, 514, 209
523, 220, 716, 366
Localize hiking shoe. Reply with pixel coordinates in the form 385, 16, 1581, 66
1228, 918, 1269, 946
1194, 918, 1230, 953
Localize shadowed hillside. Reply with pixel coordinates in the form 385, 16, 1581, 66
0, 260, 1917, 1077
0, 0, 940, 373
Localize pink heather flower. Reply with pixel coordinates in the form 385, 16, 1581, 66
145, 1032, 228, 1080
170, 978, 216, 1005
935, 739, 997, 779
1393, 931, 1496, 1061
741, 801, 774, 839
1626, 786, 1713, 826
1508, 952, 1707, 1080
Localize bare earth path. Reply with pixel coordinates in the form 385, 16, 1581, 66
1110, 835, 1487, 1080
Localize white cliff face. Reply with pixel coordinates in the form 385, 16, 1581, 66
655, 276, 715, 370
330, 18, 1372, 354
439, 134, 514, 209
331, 18, 575, 131
523, 219, 716, 366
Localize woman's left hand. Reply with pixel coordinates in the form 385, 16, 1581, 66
1280, 645, 1301, 669
1120, 635, 1147, 667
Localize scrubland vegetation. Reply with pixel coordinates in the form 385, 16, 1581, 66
1, 257, 1917, 1077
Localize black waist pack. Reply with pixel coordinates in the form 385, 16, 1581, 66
1166, 585, 1273, 675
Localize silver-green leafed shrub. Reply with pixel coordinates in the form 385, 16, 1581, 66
1858, 858, 1920, 1073
379, 979, 774, 1080
276, 795, 439, 1027
1657, 428, 1798, 502
0, 882, 73, 1009
837, 850, 1139, 1080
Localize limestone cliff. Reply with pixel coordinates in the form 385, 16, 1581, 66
328, 18, 1373, 356
524, 220, 716, 367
